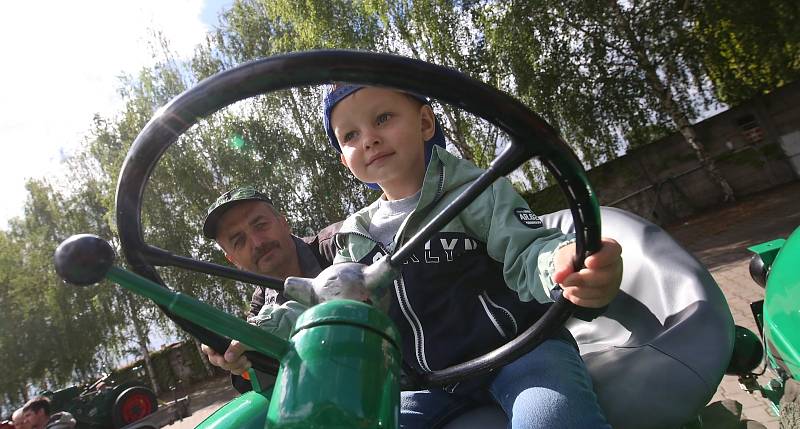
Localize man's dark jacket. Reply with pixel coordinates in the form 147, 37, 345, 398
246, 222, 340, 317
232, 221, 340, 393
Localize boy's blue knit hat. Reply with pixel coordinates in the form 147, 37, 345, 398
323, 84, 446, 189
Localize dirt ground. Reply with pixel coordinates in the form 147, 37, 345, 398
158, 376, 237, 428
665, 181, 800, 271
161, 180, 800, 428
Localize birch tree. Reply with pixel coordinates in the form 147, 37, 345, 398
480, 0, 736, 201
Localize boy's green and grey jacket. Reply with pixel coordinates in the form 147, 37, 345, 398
333, 146, 601, 384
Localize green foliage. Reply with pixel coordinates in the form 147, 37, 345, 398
476, 0, 743, 201
3, 4, 375, 409
0, 181, 124, 412
697, 0, 800, 104
625, 123, 675, 150
478, 0, 714, 165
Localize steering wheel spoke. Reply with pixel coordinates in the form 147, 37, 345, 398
141, 245, 284, 290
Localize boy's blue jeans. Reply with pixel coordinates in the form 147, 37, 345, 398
400, 339, 611, 428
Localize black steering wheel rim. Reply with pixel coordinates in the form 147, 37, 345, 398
115, 49, 601, 386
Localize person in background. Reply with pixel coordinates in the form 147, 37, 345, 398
7, 408, 29, 429
198, 185, 339, 386
21, 397, 50, 429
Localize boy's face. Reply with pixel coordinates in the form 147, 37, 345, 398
331, 87, 436, 199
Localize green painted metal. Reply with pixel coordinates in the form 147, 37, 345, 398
747, 238, 786, 266
106, 266, 289, 360
247, 368, 266, 394
727, 325, 764, 375
292, 299, 401, 344
195, 391, 271, 429
44, 377, 155, 429
105, 266, 402, 428
267, 300, 401, 429
762, 227, 800, 381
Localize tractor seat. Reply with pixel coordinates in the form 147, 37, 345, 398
444, 207, 735, 429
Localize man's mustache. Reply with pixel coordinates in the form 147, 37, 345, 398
252, 241, 280, 265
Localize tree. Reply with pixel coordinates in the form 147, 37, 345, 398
697, 0, 800, 104
0, 179, 129, 408
479, 0, 736, 202
0, 230, 29, 409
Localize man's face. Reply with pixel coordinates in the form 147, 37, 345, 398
331, 87, 435, 199
21, 409, 45, 429
216, 200, 299, 279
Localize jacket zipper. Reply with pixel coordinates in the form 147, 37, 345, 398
434, 164, 446, 202
390, 161, 445, 373
395, 276, 432, 372
343, 159, 447, 375
482, 291, 519, 335
478, 294, 508, 339
343, 231, 432, 373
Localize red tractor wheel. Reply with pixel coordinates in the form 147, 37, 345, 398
112, 386, 158, 428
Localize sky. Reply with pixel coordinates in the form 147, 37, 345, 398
0, 0, 232, 228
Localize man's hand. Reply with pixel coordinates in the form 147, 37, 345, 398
552, 237, 623, 308
201, 341, 251, 375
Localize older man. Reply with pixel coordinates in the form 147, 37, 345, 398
199, 185, 339, 379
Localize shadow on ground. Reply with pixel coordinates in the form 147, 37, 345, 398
665, 181, 800, 270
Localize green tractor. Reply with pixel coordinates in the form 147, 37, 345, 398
736, 229, 800, 423
42, 373, 158, 429
53, 51, 798, 428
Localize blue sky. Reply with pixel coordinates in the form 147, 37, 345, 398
0, 0, 232, 228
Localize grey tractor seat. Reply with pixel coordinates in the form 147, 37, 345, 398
444, 207, 735, 429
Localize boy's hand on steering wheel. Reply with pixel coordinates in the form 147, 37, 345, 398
201, 340, 252, 375
552, 237, 623, 308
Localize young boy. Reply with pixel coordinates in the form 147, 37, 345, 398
322, 84, 622, 428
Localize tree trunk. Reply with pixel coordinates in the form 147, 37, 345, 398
441, 108, 476, 162
609, 2, 736, 203
127, 295, 161, 396
669, 109, 736, 202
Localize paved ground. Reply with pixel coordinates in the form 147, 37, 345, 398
665, 180, 800, 428
162, 180, 800, 428
159, 376, 237, 429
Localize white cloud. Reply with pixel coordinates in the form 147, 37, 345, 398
0, 0, 216, 227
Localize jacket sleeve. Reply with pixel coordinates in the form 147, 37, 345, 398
248, 301, 309, 339
462, 177, 574, 304
302, 220, 344, 268
248, 286, 290, 319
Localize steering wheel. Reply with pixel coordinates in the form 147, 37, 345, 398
113, 50, 601, 388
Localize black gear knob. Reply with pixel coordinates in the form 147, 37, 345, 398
54, 234, 115, 286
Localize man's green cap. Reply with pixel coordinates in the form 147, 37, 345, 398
203, 185, 273, 239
